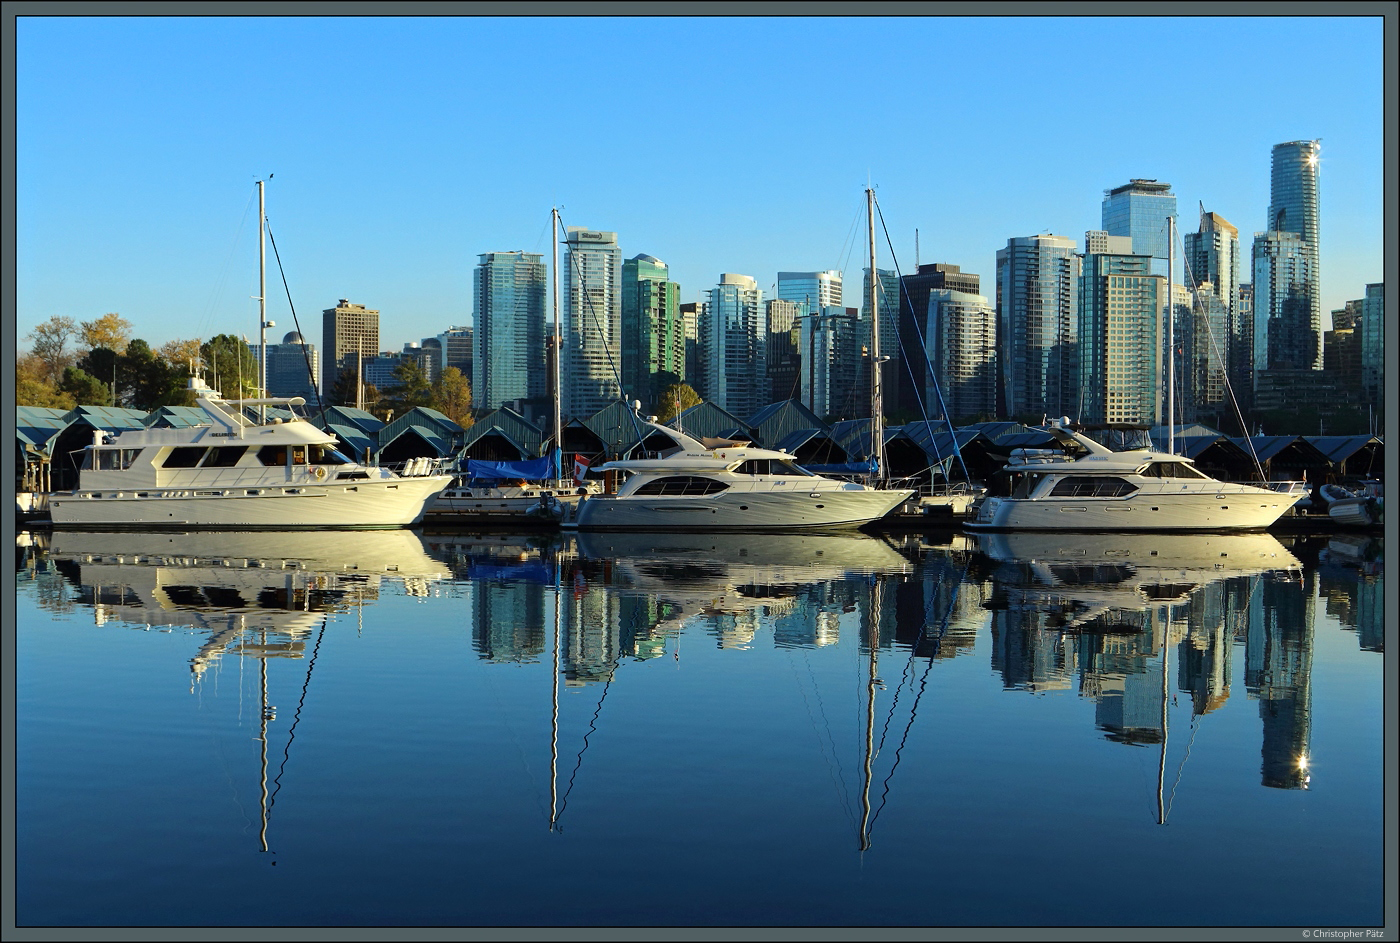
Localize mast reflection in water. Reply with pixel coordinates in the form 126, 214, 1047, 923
15, 528, 1384, 927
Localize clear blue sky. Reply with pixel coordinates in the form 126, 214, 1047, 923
16, 14, 1386, 352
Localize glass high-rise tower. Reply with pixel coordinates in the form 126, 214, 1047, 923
473, 251, 546, 411
995, 234, 1080, 420
1102, 179, 1177, 280
1266, 140, 1322, 370
620, 253, 683, 412
562, 228, 623, 420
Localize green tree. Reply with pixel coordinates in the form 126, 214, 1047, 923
655, 382, 701, 423
58, 366, 113, 407
26, 316, 79, 385
200, 334, 259, 399
430, 366, 474, 428
329, 366, 379, 412
382, 358, 433, 417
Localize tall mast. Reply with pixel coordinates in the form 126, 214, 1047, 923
867, 187, 883, 482
552, 207, 563, 481
1167, 214, 1175, 456
258, 179, 268, 421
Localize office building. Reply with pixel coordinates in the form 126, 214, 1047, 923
250, 331, 320, 404
777, 270, 842, 311
1102, 179, 1177, 279
996, 234, 1080, 420
322, 299, 379, 400
862, 267, 900, 416
1361, 283, 1383, 404
701, 273, 766, 418
896, 263, 981, 415
1185, 285, 1230, 420
1078, 234, 1163, 425
800, 305, 861, 419
473, 250, 547, 411
766, 298, 807, 405
438, 326, 472, 378
679, 301, 703, 396
925, 289, 997, 421
621, 254, 684, 411
562, 228, 623, 419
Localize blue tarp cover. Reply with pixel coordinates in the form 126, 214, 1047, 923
465, 456, 554, 480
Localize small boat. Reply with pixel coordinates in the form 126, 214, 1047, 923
966, 418, 1302, 532
423, 456, 599, 526
47, 376, 452, 529
568, 416, 914, 531
1321, 481, 1383, 527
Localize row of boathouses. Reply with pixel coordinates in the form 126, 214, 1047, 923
17, 398, 1385, 497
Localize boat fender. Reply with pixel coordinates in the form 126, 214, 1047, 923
313, 466, 327, 480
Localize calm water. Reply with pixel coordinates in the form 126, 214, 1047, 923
14, 526, 1386, 928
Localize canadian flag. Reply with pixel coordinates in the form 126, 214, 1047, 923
573, 454, 591, 484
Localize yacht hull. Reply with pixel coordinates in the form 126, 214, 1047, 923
966, 486, 1296, 532
48, 476, 453, 529
571, 487, 913, 531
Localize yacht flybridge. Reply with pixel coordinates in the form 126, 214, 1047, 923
966, 418, 1302, 532
48, 376, 452, 529
568, 419, 915, 531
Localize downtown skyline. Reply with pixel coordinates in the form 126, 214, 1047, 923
16, 14, 1388, 353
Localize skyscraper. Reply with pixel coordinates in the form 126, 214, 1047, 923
765, 298, 807, 404
863, 267, 899, 417
473, 251, 546, 412
1102, 179, 1177, 279
562, 228, 623, 419
896, 263, 981, 415
996, 234, 1080, 420
800, 306, 861, 420
1182, 210, 1241, 415
1361, 283, 1383, 405
1252, 230, 1316, 378
700, 273, 766, 418
1078, 233, 1163, 426
1267, 140, 1321, 354
322, 299, 379, 402
620, 254, 683, 411
251, 331, 320, 403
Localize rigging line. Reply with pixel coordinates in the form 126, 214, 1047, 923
200, 186, 258, 343
1176, 228, 1265, 477
1165, 702, 1204, 822
874, 558, 956, 755
555, 675, 613, 825
873, 195, 971, 483
268, 616, 329, 810
869, 560, 969, 829
555, 211, 645, 450
264, 218, 323, 416
786, 646, 858, 832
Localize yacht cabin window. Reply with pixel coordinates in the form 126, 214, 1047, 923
203, 446, 248, 468
95, 448, 142, 471
258, 446, 288, 467
634, 476, 730, 496
735, 459, 812, 476
1048, 476, 1137, 497
1140, 461, 1209, 479
160, 447, 208, 469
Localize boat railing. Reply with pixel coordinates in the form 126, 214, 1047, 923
390, 456, 452, 478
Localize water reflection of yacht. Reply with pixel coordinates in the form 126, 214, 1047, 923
575, 531, 912, 632
974, 531, 1302, 632
49, 529, 451, 677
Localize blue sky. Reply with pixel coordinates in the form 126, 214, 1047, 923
16, 14, 1386, 352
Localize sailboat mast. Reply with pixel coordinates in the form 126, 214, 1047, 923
552, 207, 563, 482
258, 179, 268, 421
868, 187, 883, 482
1167, 214, 1175, 456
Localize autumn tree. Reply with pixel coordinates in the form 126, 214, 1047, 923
16, 352, 75, 409
79, 313, 133, 357
431, 366, 474, 428
655, 382, 701, 423
26, 316, 79, 385
159, 338, 203, 373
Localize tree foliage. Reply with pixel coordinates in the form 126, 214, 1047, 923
655, 382, 701, 423
329, 366, 379, 412
16, 352, 76, 409
58, 366, 113, 407
382, 358, 433, 418
431, 366, 474, 428
27, 316, 79, 386
200, 334, 259, 400
79, 313, 133, 356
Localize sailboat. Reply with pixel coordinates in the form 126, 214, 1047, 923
423, 208, 600, 526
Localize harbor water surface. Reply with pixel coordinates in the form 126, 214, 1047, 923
14, 528, 1386, 928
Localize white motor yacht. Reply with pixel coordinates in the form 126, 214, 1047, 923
569, 421, 914, 531
966, 419, 1302, 532
48, 377, 452, 529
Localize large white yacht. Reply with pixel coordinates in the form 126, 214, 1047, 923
966, 419, 1302, 532
48, 377, 452, 529
568, 421, 914, 531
